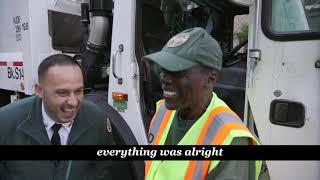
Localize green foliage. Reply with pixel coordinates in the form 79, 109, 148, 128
234, 24, 248, 42
167, 8, 210, 37
304, 0, 317, 5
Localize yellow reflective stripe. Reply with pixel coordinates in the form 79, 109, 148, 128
145, 160, 162, 180
255, 160, 262, 180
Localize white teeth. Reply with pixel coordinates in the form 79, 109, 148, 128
163, 90, 176, 97
63, 109, 74, 112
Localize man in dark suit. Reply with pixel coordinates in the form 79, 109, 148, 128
0, 54, 114, 180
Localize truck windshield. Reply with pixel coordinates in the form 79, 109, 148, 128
271, 0, 320, 32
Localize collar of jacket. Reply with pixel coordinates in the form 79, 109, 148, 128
17, 96, 92, 145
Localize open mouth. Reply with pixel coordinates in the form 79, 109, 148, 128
61, 108, 76, 118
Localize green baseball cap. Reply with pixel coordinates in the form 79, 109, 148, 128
144, 27, 222, 72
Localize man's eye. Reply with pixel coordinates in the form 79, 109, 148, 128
75, 89, 83, 95
57, 91, 68, 96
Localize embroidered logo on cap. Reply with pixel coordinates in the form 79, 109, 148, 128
166, 32, 190, 47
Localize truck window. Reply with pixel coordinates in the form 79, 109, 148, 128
262, 0, 320, 41
48, 10, 87, 53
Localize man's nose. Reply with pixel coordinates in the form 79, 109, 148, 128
67, 94, 79, 107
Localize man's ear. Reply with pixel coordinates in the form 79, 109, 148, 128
35, 83, 43, 98
206, 71, 217, 87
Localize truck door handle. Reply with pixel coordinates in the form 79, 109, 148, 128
315, 59, 320, 68
112, 44, 124, 84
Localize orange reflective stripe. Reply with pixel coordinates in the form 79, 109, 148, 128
199, 109, 238, 180
199, 122, 252, 179
212, 122, 250, 145
145, 160, 152, 178
153, 109, 173, 145
146, 100, 168, 179
196, 106, 237, 145
186, 106, 237, 180
201, 161, 211, 180
184, 160, 196, 180
200, 139, 258, 180
148, 100, 165, 133
250, 138, 257, 145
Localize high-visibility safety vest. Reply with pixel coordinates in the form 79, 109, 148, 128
145, 93, 262, 180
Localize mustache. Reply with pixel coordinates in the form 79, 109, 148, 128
161, 84, 177, 92
62, 103, 77, 109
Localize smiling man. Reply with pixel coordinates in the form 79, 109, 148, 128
36, 56, 84, 125
0, 54, 114, 180
144, 28, 262, 180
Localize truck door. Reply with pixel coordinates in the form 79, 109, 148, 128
246, 0, 320, 179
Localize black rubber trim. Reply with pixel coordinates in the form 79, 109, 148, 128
261, 0, 320, 41
89, 0, 113, 17
86, 42, 106, 54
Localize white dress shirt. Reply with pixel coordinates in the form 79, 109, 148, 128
42, 103, 73, 145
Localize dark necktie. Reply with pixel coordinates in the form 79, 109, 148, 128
51, 124, 62, 145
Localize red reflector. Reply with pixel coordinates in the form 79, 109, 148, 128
13, 62, 23, 66
0, 61, 7, 66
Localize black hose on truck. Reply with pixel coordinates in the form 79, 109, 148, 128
80, 0, 113, 88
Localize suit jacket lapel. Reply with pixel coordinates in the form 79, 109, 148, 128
67, 105, 92, 145
17, 96, 51, 145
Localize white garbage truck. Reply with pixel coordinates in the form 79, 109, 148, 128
0, 0, 319, 179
